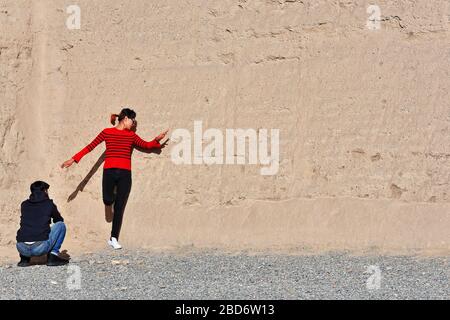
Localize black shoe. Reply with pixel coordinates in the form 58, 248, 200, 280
46, 253, 69, 267
17, 255, 31, 267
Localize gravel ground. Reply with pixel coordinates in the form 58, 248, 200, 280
0, 249, 448, 300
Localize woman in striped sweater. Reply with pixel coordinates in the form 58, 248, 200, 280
61, 108, 168, 249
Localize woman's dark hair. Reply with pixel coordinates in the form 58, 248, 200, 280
111, 108, 136, 125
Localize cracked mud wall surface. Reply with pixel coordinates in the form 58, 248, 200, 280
1, 0, 449, 261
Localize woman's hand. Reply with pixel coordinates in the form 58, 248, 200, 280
61, 158, 75, 169
155, 129, 169, 142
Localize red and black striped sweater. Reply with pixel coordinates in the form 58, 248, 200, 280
72, 127, 161, 171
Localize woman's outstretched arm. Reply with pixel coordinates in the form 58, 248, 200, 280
61, 130, 105, 168
133, 129, 169, 150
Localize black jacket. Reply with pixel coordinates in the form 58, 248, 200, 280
16, 190, 64, 242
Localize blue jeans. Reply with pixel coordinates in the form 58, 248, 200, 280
16, 222, 66, 257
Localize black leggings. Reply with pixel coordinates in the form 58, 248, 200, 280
102, 168, 132, 240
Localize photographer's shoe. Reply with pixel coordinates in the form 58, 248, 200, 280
17, 255, 31, 267
46, 253, 69, 267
